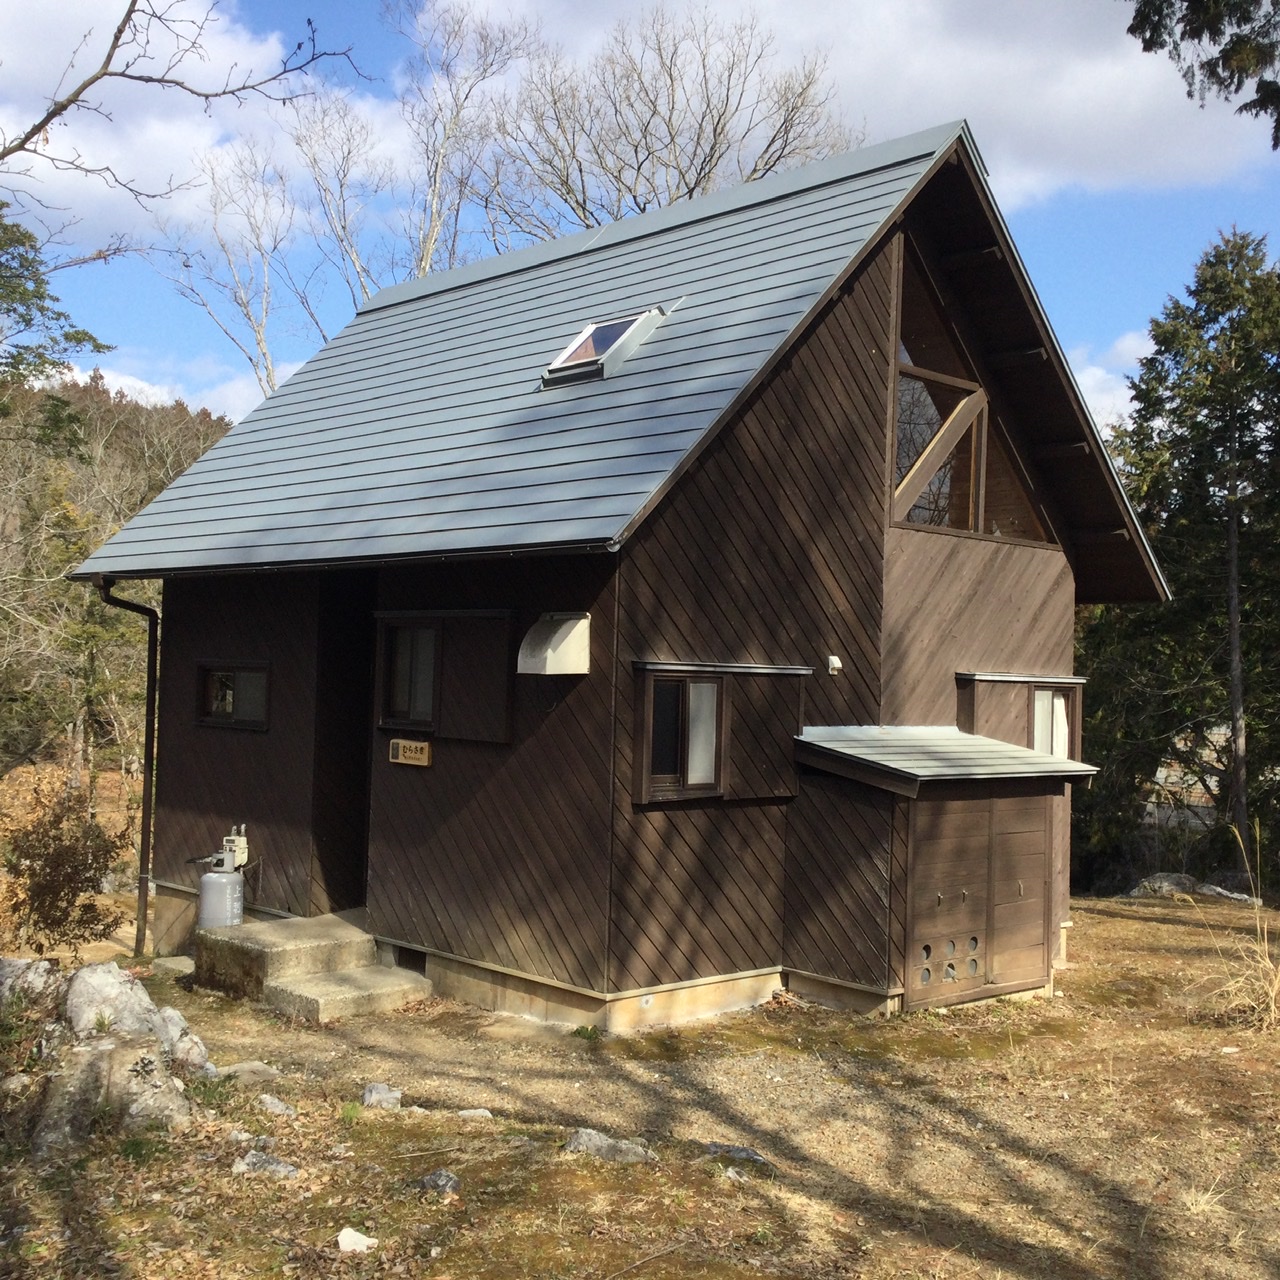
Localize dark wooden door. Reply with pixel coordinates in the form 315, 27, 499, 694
905, 785, 1049, 1008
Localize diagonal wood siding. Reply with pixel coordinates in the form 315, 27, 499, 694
153, 574, 321, 916
610, 242, 896, 991
364, 556, 615, 991
783, 773, 895, 988
881, 530, 1075, 727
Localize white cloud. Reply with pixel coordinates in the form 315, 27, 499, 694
505, 0, 1273, 208
1068, 330, 1153, 426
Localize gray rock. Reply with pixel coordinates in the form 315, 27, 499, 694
220, 1060, 280, 1086
361, 1082, 402, 1110
1196, 882, 1262, 906
457, 1107, 492, 1119
0, 959, 65, 1006
64, 963, 158, 1037
724, 1166, 749, 1182
257, 1093, 296, 1118
62, 963, 207, 1071
1, 1073, 32, 1100
564, 1127, 656, 1164
417, 1168, 461, 1195
702, 1142, 766, 1163
1130, 872, 1198, 897
232, 1149, 298, 1178
31, 1035, 193, 1161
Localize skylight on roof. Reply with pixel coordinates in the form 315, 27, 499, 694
542, 306, 668, 386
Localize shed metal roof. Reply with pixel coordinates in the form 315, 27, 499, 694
796, 726, 1097, 798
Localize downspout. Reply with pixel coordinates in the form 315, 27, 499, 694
91, 575, 159, 958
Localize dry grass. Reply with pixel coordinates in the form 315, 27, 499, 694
3, 895, 1280, 1278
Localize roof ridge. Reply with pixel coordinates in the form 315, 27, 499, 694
360, 121, 968, 317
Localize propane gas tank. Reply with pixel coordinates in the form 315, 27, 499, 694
198, 870, 244, 928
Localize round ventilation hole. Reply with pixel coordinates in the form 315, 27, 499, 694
968, 958, 979, 976
943, 962, 956, 982
921, 967, 931, 985
921, 944, 932, 962
969, 936, 979, 953
945, 939, 956, 958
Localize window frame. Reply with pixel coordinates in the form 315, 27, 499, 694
634, 666, 729, 803
377, 616, 443, 733
542, 305, 667, 386
196, 662, 270, 731
1028, 682, 1081, 760
891, 240, 1054, 546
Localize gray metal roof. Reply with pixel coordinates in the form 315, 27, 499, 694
796, 726, 1097, 798
74, 123, 966, 579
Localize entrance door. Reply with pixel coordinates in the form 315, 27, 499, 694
308, 570, 377, 914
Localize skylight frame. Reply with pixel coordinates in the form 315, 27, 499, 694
542, 304, 668, 387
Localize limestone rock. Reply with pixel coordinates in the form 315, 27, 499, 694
361, 1082, 401, 1110
31, 1035, 193, 1161
257, 1093, 297, 1118
0, 959, 66, 1007
62, 962, 207, 1071
564, 1127, 656, 1164
337, 1227, 379, 1252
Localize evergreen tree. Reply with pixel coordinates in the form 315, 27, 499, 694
1077, 230, 1280, 885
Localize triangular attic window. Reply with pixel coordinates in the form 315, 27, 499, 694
891, 247, 1052, 544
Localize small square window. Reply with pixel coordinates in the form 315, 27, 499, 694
381, 621, 440, 730
198, 665, 268, 729
636, 671, 726, 801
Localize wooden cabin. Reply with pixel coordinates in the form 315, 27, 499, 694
75, 122, 1166, 1027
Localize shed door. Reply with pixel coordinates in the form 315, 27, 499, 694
906, 786, 1049, 1008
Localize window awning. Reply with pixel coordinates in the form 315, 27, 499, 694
796, 725, 1097, 797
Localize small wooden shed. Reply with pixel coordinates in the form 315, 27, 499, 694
74, 121, 1166, 1026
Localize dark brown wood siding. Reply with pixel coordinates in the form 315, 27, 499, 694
881, 528, 1075, 726
153, 574, 321, 915
364, 556, 615, 992
783, 772, 896, 989
611, 242, 896, 990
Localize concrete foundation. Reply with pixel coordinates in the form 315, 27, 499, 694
417, 949, 783, 1031
785, 970, 902, 1017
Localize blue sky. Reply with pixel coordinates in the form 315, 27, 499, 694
3, 0, 1278, 424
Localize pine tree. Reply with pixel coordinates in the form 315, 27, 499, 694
1078, 230, 1280, 883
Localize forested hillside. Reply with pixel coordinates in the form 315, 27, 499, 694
0, 373, 227, 782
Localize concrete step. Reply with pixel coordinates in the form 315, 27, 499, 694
263, 967, 433, 1023
195, 913, 377, 998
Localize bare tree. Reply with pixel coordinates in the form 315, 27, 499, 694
159, 140, 303, 395
389, 0, 536, 278
160, 2, 853, 387
481, 5, 855, 243
1, 1, 350, 211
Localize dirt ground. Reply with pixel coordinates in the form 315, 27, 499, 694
2, 893, 1279, 1279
